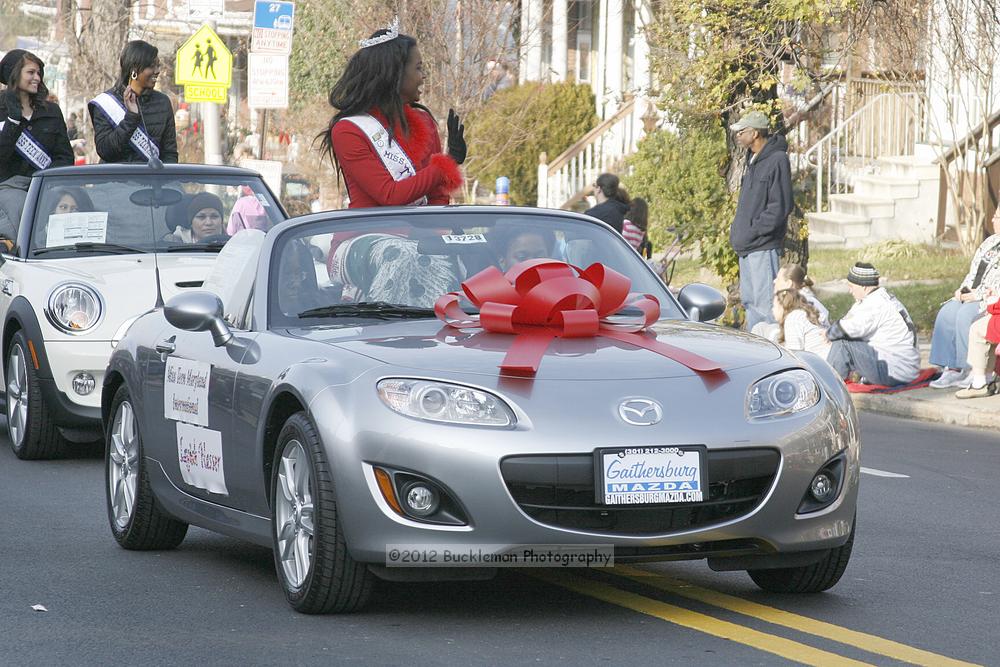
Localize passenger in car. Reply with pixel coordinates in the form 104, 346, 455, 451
328, 233, 459, 308
165, 193, 227, 244
47, 187, 95, 218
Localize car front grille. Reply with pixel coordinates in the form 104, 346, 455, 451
500, 448, 780, 535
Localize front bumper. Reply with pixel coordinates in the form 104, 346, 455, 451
39, 340, 109, 431
312, 369, 861, 565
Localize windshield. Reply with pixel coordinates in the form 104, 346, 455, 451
28, 174, 284, 258
269, 211, 683, 327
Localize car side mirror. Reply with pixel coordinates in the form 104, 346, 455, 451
164, 291, 233, 347
677, 283, 726, 322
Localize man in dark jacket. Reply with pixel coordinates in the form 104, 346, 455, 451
729, 110, 793, 330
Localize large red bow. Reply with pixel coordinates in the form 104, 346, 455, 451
434, 259, 723, 377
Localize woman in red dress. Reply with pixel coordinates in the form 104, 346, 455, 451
318, 18, 465, 208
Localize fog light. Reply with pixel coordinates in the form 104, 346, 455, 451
72, 372, 96, 396
403, 483, 439, 517
810, 472, 834, 502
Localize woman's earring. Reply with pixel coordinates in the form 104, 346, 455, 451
131, 71, 138, 80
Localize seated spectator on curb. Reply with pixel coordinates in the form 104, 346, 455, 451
772, 288, 831, 359
751, 263, 829, 342
929, 231, 1000, 389
774, 263, 828, 325
955, 290, 1000, 399
826, 262, 920, 386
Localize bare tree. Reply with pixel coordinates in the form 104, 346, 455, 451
922, 0, 1000, 252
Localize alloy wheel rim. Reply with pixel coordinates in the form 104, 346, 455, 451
6, 344, 28, 449
108, 401, 139, 529
275, 439, 315, 589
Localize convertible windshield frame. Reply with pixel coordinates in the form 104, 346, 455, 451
260, 208, 685, 331
20, 169, 284, 260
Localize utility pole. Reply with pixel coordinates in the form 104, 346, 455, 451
203, 19, 224, 165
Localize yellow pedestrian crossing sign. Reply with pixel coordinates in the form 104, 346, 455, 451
175, 24, 233, 88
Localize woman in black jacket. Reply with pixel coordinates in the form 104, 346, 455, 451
584, 172, 630, 234
88, 40, 178, 164
0, 49, 74, 180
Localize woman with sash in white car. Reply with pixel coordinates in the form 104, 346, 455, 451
88, 40, 178, 164
0, 50, 74, 241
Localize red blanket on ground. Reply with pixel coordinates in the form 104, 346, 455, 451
845, 367, 939, 394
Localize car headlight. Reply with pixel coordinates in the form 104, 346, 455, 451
747, 369, 820, 420
377, 379, 516, 427
46, 283, 103, 334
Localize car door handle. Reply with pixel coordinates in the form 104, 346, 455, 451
155, 339, 176, 354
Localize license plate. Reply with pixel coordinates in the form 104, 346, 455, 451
596, 446, 705, 505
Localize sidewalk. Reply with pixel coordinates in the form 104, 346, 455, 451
848, 341, 1000, 430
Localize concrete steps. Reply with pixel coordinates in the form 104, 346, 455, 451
805, 153, 941, 247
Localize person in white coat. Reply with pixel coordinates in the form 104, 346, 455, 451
772, 288, 831, 359
826, 262, 920, 386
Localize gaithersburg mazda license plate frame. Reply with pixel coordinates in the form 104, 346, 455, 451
594, 445, 708, 505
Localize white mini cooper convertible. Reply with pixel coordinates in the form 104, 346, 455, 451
0, 164, 285, 458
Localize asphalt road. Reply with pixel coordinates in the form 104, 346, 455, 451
0, 413, 997, 666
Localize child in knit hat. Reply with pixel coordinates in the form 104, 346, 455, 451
825, 262, 920, 386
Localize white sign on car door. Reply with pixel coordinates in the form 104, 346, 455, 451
164, 357, 211, 427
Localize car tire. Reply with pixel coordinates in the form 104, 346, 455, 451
106, 384, 188, 550
6, 330, 66, 459
747, 518, 855, 594
271, 412, 373, 614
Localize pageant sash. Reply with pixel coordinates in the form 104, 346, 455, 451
0, 120, 52, 170
340, 114, 427, 206
89, 92, 160, 161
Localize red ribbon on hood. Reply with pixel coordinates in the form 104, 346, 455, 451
433, 259, 723, 377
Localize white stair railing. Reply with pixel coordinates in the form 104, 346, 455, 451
537, 98, 638, 209
803, 92, 927, 212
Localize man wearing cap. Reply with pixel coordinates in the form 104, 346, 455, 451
729, 110, 793, 330
826, 262, 920, 386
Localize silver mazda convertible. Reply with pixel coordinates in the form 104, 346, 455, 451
102, 206, 860, 614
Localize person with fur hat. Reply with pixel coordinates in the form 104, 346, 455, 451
0, 49, 74, 180
166, 192, 227, 244
825, 262, 920, 386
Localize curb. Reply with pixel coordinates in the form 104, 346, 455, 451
851, 391, 1000, 430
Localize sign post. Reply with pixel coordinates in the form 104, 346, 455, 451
175, 22, 232, 165
250, 0, 294, 159
175, 23, 233, 103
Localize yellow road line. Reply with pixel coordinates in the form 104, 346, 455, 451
530, 569, 872, 667
614, 565, 981, 667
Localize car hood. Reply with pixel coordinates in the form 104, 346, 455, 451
30, 253, 218, 301
285, 319, 783, 380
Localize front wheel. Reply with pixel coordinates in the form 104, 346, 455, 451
271, 412, 372, 614
105, 384, 188, 550
6, 331, 65, 459
748, 520, 855, 593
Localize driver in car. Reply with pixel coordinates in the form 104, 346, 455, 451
166, 192, 228, 244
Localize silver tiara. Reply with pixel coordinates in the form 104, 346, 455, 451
359, 16, 400, 48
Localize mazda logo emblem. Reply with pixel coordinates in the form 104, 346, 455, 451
618, 399, 663, 426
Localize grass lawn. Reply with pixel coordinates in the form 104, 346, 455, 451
667, 242, 970, 334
